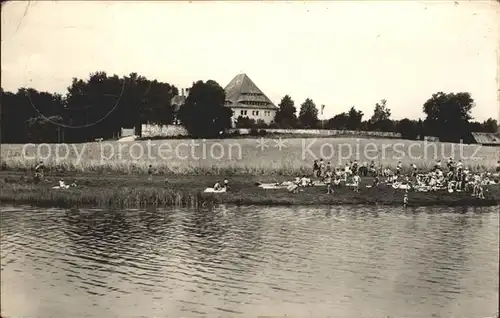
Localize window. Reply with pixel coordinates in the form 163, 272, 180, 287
255, 111, 259, 116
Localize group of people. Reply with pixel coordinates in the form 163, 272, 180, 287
33, 157, 499, 200
309, 157, 500, 199
212, 178, 229, 191
411, 158, 498, 198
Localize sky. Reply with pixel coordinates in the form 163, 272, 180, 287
1, 0, 499, 121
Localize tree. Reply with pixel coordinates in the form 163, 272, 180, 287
274, 95, 298, 128
25, 115, 64, 143
178, 80, 232, 138
423, 92, 474, 142
63, 71, 176, 142
396, 118, 418, 140
235, 116, 255, 128
346, 106, 364, 130
298, 98, 319, 128
482, 118, 498, 133
369, 99, 394, 132
326, 113, 349, 130
1, 88, 64, 143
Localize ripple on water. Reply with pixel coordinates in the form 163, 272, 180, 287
1, 204, 499, 318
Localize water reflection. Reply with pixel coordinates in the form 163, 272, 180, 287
1, 205, 498, 318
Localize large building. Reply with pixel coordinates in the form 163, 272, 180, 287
224, 73, 278, 127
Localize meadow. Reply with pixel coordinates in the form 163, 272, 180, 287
1, 172, 499, 208
1, 137, 499, 176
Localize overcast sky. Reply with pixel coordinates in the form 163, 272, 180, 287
1, 0, 499, 121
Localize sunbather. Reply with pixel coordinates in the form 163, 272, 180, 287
213, 181, 222, 191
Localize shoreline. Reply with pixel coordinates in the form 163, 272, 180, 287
1, 171, 499, 209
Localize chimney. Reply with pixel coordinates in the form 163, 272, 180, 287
181, 88, 184, 96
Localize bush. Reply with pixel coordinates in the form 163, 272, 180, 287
249, 127, 259, 136
268, 122, 279, 129
258, 129, 267, 136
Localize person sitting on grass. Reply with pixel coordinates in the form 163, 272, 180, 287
287, 178, 300, 193
294, 176, 300, 184
223, 178, 229, 190
352, 173, 361, 192
213, 181, 222, 191
300, 175, 312, 187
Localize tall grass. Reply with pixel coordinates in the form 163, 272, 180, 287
0, 182, 212, 209
2, 137, 499, 175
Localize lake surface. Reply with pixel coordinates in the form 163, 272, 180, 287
1, 205, 498, 318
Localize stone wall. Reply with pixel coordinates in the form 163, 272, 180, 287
233, 128, 402, 138
141, 124, 402, 139
120, 128, 135, 137
141, 124, 189, 137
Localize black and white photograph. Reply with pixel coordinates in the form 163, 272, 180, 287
1, 1, 499, 317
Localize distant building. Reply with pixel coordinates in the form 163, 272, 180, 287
471, 132, 500, 146
224, 73, 278, 127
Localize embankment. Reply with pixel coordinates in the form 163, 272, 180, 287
1, 172, 499, 209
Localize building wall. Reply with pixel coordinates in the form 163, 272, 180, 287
230, 107, 276, 126
121, 128, 136, 137
233, 128, 402, 138
141, 124, 189, 137
141, 124, 402, 139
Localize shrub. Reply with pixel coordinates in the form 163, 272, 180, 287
249, 127, 259, 136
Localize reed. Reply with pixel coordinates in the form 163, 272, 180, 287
0, 181, 213, 209
2, 137, 499, 176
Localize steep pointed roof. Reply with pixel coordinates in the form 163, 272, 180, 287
224, 74, 278, 110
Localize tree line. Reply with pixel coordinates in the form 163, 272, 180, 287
259, 93, 498, 143
1, 71, 498, 143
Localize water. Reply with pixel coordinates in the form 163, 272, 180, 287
1, 205, 498, 318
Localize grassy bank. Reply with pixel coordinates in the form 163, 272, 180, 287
2, 137, 499, 176
1, 171, 499, 209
